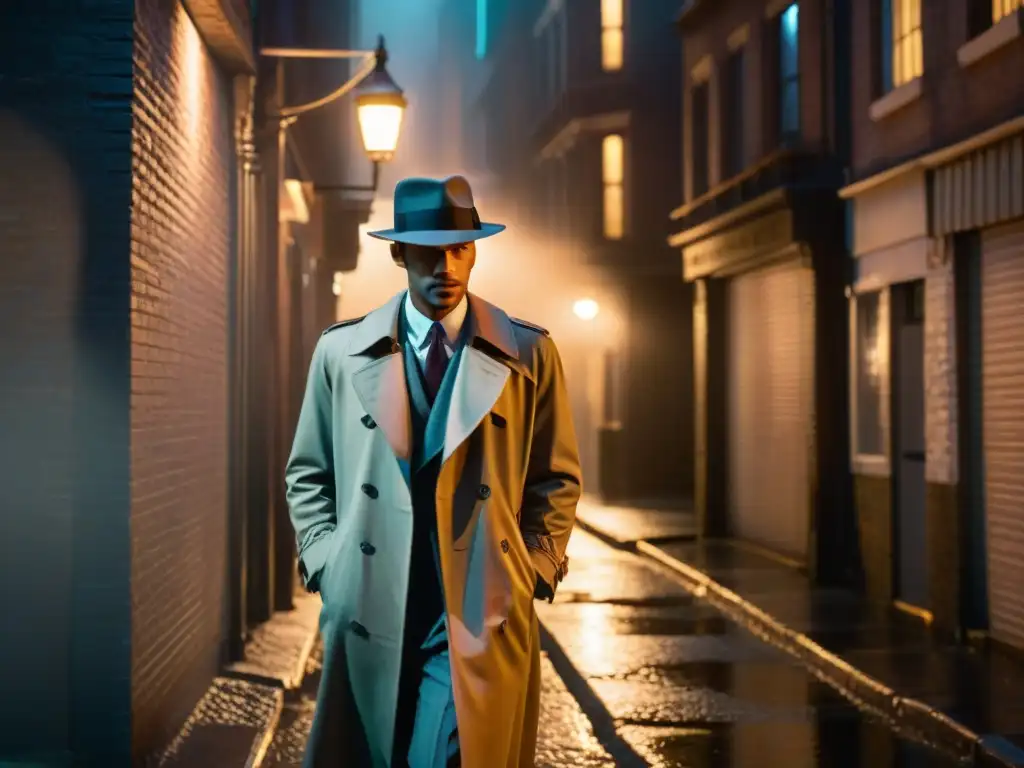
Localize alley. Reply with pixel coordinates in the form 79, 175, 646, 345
263, 529, 963, 767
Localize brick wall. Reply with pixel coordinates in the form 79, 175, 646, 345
130, 0, 233, 757
0, 3, 136, 763
850, 0, 1024, 179
925, 242, 958, 486
680, 0, 830, 201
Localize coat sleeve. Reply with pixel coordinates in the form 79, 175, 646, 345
520, 335, 583, 602
285, 336, 337, 592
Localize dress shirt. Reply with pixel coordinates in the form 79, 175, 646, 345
403, 291, 468, 365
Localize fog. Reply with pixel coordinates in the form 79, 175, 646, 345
338, 0, 629, 489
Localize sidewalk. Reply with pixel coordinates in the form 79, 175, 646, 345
575, 497, 1024, 768
155, 590, 321, 768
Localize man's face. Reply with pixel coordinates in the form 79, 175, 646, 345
403, 241, 477, 314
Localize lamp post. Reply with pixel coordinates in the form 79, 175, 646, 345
260, 35, 407, 193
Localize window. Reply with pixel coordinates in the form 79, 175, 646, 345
690, 81, 710, 198
601, 0, 624, 71
603, 350, 621, 426
993, 0, 1022, 24
854, 291, 886, 457
602, 134, 625, 240
475, 0, 488, 59
881, 0, 922, 91
723, 47, 746, 179
778, 4, 800, 140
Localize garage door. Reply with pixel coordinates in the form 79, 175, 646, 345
728, 260, 814, 559
981, 219, 1024, 650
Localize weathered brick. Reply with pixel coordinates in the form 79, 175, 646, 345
128, 0, 234, 759
925, 244, 958, 486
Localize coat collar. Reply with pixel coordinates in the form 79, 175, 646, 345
349, 291, 521, 467
348, 291, 520, 363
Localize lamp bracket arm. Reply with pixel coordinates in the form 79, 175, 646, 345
315, 161, 381, 195
273, 52, 377, 121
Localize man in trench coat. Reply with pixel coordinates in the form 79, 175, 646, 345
285, 175, 583, 768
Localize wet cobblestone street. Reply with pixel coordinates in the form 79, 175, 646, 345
267, 530, 968, 767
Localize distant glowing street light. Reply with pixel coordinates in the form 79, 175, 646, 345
573, 298, 600, 321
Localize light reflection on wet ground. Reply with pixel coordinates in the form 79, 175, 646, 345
535, 530, 968, 767
269, 529, 967, 766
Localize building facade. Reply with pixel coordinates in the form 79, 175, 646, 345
455, 0, 694, 504
672, 0, 855, 583
0, 0, 367, 762
843, 0, 1024, 649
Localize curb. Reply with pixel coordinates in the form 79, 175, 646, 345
157, 594, 321, 768
576, 517, 1024, 768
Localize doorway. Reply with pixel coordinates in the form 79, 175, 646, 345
891, 280, 928, 613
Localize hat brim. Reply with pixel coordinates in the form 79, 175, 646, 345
366, 222, 506, 247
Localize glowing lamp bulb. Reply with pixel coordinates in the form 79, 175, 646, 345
573, 298, 599, 321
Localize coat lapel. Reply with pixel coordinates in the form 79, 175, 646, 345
349, 292, 412, 462
441, 295, 523, 464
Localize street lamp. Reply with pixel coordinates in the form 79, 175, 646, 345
354, 41, 407, 165
260, 35, 407, 193
573, 298, 600, 321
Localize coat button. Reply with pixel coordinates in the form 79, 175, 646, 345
361, 483, 378, 499
498, 619, 507, 634
360, 541, 376, 555
478, 484, 491, 500
500, 539, 510, 554
349, 620, 369, 639
361, 414, 376, 429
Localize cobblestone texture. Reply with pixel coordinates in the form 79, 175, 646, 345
227, 593, 321, 688
262, 641, 324, 767
154, 677, 282, 768
262, 640, 617, 767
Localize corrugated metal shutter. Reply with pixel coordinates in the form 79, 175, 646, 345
933, 132, 1024, 237
981, 219, 1024, 650
728, 260, 814, 559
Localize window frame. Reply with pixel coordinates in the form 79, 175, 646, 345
879, 0, 923, 94
777, 3, 801, 142
849, 288, 892, 473
722, 45, 746, 180
690, 79, 711, 200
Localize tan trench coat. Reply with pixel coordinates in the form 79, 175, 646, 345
285, 291, 582, 768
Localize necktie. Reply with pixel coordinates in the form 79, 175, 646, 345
424, 322, 449, 404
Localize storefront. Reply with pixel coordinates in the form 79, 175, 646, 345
846, 126, 1024, 649
676, 189, 849, 574
931, 128, 1024, 650
841, 169, 939, 620
727, 258, 814, 558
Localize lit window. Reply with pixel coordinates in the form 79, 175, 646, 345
993, 0, 1023, 23
778, 4, 800, 139
602, 134, 624, 240
854, 290, 886, 457
601, 0, 624, 71
881, 0, 923, 91
475, 0, 488, 60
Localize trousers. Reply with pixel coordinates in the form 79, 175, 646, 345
392, 648, 460, 768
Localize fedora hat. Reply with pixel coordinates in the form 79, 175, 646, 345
367, 174, 506, 247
